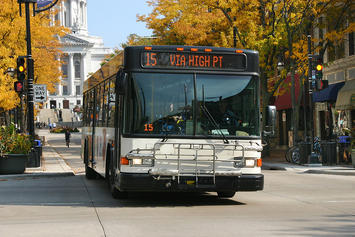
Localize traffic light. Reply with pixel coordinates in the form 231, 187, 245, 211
17, 57, 26, 81
315, 57, 323, 80
14, 81, 24, 93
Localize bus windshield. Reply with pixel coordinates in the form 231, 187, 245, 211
125, 72, 260, 137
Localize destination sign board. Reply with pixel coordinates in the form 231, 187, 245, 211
141, 51, 246, 70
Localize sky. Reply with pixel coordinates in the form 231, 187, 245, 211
87, 0, 153, 49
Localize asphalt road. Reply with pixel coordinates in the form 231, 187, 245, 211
0, 130, 354, 237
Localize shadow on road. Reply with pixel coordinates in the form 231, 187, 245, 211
0, 175, 245, 208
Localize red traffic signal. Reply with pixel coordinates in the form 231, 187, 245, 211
316, 80, 328, 90
14, 81, 24, 93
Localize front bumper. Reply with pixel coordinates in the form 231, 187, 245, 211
116, 173, 264, 192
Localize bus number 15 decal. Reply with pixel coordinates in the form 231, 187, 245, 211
144, 123, 154, 132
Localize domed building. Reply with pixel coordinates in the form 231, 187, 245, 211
39, 0, 112, 124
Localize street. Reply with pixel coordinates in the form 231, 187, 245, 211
0, 130, 354, 237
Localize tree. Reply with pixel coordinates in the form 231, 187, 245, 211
0, 0, 67, 118
138, 0, 353, 143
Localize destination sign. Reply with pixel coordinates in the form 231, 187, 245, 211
141, 51, 246, 70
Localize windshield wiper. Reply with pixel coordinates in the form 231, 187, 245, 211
200, 104, 229, 144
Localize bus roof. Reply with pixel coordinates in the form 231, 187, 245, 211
83, 51, 124, 92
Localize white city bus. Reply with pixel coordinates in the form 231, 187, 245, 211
81, 46, 264, 199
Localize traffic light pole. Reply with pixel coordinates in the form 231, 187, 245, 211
307, 35, 314, 151
24, 2, 35, 138
18, 0, 59, 138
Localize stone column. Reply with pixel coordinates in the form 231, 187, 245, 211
68, 53, 75, 96
69, 0, 73, 27
80, 52, 86, 96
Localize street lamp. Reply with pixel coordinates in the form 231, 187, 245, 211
5, 67, 16, 77
277, 62, 284, 72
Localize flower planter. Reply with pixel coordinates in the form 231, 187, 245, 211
0, 154, 28, 174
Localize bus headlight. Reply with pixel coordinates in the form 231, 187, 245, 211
127, 153, 155, 167
245, 159, 255, 167
131, 158, 154, 167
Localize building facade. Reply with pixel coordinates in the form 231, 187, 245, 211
313, 19, 355, 140
39, 0, 112, 123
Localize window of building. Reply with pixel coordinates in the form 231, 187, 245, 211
63, 85, 68, 95
76, 85, 81, 95
349, 32, 354, 56
62, 56, 68, 78
77, 100, 81, 105
74, 61, 81, 78
64, 11, 67, 27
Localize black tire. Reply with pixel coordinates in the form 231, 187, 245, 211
285, 146, 300, 164
84, 141, 96, 179
85, 164, 97, 179
106, 145, 128, 199
217, 191, 236, 198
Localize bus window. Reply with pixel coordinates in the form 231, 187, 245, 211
126, 73, 194, 135
108, 78, 116, 127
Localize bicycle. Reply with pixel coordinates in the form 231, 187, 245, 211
285, 144, 301, 164
285, 137, 321, 164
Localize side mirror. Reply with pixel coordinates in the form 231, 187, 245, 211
116, 68, 127, 95
263, 105, 276, 137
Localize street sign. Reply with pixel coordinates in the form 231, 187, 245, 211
34, 84, 47, 102
37, 0, 53, 8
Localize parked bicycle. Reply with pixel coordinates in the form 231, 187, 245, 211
285, 137, 321, 164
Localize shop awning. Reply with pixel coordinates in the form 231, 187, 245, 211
274, 74, 301, 110
335, 80, 355, 110
312, 82, 344, 102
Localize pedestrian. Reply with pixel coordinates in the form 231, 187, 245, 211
65, 128, 71, 147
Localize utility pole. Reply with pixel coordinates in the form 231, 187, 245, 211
307, 35, 321, 165
17, 0, 59, 138
307, 35, 314, 146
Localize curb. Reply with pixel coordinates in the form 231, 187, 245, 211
304, 169, 355, 176
0, 171, 74, 180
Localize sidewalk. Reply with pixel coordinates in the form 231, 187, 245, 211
0, 144, 74, 180
262, 149, 355, 176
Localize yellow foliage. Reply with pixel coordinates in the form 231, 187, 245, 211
0, 0, 68, 111
138, 0, 353, 100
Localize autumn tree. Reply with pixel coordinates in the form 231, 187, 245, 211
138, 0, 353, 143
0, 0, 67, 124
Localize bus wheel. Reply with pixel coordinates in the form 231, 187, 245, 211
85, 164, 97, 179
106, 147, 128, 199
217, 191, 236, 198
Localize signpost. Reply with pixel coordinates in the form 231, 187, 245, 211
33, 84, 47, 102
17, 0, 58, 139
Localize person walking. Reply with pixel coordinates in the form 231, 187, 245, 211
65, 128, 71, 148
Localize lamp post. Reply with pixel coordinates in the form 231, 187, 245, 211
6, 67, 16, 77
17, 0, 59, 138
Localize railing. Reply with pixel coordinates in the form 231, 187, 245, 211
126, 142, 253, 185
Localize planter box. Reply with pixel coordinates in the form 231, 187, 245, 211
0, 154, 28, 174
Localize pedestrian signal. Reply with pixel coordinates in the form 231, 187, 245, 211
17, 57, 26, 81
14, 81, 24, 93
316, 80, 328, 91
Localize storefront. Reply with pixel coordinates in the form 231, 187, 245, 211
274, 74, 305, 147
312, 82, 345, 140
